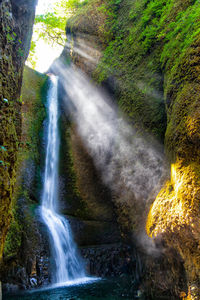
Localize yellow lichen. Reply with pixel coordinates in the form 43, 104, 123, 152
146, 159, 200, 285
146, 161, 199, 237
185, 114, 200, 143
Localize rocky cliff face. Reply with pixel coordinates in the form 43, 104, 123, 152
0, 0, 37, 266
2, 66, 49, 292
65, 0, 200, 299
58, 109, 120, 240
146, 38, 200, 299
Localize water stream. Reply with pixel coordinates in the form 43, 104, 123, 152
40, 75, 85, 284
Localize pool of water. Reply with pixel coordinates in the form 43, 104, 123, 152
4, 277, 140, 300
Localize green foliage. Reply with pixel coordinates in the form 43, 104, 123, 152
35, 12, 66, 46
67, 0, 199, 141
6, 32, 15, 42
34, 0, 88, 47
160, 1, 200, 70
97, 0, 122, 42
54, 0, 88, 13
27, 41, 37, 69
99, 0, 200, 69
127, 0, 200, 72
81, 0, 200, 140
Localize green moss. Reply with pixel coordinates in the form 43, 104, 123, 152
69, 0, 200, 141
67, 0, 167, 140
20, 66, 48, 162
3, 215, 22, 258
3, 67, 48, 260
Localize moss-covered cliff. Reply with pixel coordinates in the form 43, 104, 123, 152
0, 0, 37, 267
2, 66, 48, 290
66, 0, 200, 298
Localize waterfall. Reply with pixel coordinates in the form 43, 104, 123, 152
50, 61, 164, 255
40, 75, 85, 284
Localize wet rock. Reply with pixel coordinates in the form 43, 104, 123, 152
3, 283, 19, 293
67, 216, 121, 246
81, 243, 141, 279
36, 254, 51, 286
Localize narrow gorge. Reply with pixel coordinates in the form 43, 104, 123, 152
0, 0, 200, 300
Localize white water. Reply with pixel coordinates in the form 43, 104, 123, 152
40, 75, 86, 284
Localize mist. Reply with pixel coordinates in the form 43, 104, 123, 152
54, 61, 164, 198
51, 60, 165, 256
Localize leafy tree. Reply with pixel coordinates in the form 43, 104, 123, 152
35, 12, 66, 46
26, 0, 88, 68
34, 0, 88, 46
54, 0, 88, 15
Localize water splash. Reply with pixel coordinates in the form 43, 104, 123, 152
40, 75, 85, 284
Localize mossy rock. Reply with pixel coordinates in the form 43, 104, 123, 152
3, 67, 48, 281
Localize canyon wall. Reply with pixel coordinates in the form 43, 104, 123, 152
0, 0, 37, 266
2, 66, 49, 291
64, 0, 200, 299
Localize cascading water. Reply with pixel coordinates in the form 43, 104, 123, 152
40, 75, 85, 284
